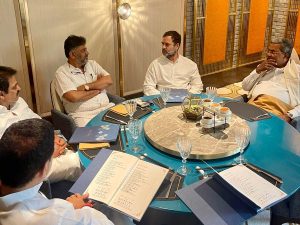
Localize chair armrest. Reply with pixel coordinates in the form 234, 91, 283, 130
51, 109, 77, 140
107, 93, 126, 104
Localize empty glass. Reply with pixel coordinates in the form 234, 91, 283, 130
206, 87, 217, 101
128, 119, 143, 153
159, 87, 171, 108
124, 100, 137, 120
176, 136, 192, 176
233, 123, 251, 164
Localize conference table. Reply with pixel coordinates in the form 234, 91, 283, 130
78, 94, 300, 225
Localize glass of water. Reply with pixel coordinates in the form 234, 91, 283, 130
159, 87, 171, 108
206, 86, 217, 102
176, 136, 192, 176
128, 119, 143, 153
124, 100, 137, 121
233, 123, 251, 164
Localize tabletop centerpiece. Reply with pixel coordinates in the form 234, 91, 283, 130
181, 95, 202, 121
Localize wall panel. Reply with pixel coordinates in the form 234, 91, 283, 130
120, 0, 185, 95
0, 0, 33, 108
24, 0, 117, 115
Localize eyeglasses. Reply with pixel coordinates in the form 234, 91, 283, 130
266, 49, 283, 55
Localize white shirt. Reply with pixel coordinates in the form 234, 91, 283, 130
143, 55, 203, 96
55, 60, 114, 126
242, 67, 300, 118
0, 97, 81, 182
0, 183, 114, 225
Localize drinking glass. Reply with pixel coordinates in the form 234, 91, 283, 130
124, 100, 137, 121
176, 136, 192, 176
233, 123, 251, 164
159, 87, 171, 108
128, 119, 143, 153
206, 87, 217, 101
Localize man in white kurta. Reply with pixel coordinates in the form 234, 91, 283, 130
144, 31, 203, 96
55, 35, 114, 127
0, 66, 81, 182
242, 39, 300, 122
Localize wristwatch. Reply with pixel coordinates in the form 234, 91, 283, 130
84, 84, 89, 91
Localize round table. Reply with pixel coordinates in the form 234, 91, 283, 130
79, 95, 300, 225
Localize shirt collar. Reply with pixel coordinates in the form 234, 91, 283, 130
0, 182, 43, 209
162, 54, 181, 64
68, 62, 86, 75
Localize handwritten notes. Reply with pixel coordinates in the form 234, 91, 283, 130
84, 151, 168, 221
219, 165, 287, 209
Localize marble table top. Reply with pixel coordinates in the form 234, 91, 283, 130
144, 105, 246, 160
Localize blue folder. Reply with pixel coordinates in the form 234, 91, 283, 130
176, 174, 286, 225
69, 124, 120, 144
167, 89, 188, 103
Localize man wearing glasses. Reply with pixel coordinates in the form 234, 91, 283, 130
242, 39, 300, 123
55, 35, 114, 127
143, 30, 203, 96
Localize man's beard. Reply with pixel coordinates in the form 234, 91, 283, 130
162, 49, 177, 58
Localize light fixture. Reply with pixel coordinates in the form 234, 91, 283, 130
117, 3, 131, 20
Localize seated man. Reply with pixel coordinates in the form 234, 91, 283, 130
55, 35, 114, 127
0, 66, 81, 182
242, 39, 300, 122
0, 118, 113, 225
143, 30, 203, 96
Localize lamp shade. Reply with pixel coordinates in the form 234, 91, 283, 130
118, 3, 131, 20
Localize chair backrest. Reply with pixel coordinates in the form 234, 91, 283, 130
50, 80, 65, 113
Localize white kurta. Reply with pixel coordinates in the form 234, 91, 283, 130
242, 63, 300, 118
143, 55, 203, 96
0, 183, 114, 225
55, 60, 114, 126
0, 97, 81, 182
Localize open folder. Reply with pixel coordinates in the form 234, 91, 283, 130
70, 149, 168, 221
176, 165, 287, 225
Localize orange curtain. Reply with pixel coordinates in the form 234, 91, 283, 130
294, 9, 300, 53
246, 0, 268, 55
203, 0, 229, 65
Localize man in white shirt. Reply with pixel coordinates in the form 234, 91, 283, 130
143, 30, 203, 96
55, 35, 114, 127
242, 39, 300, 122
0, 118, 114, 225
0, 66, 81, 182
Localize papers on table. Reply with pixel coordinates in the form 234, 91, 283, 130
176, 165, 287, 225
70, 149, 168, 221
